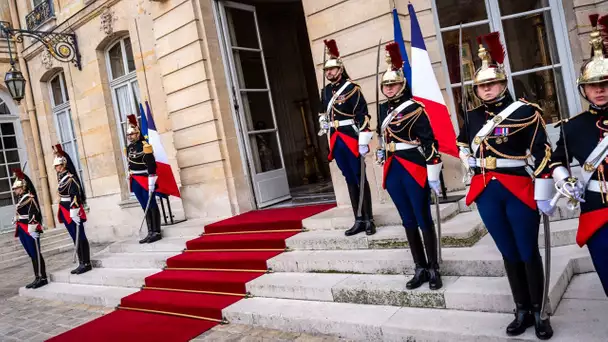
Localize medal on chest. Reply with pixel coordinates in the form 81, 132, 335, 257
493, 127, 509, 144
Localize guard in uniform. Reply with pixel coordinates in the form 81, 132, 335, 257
53, 145, 91, 275
319, 39, 375, 236
12, 169, 47, 289
126, 114, 161, 244
551, 14, 608, 297
457, 32, 554, 339
375, 42, 443, 290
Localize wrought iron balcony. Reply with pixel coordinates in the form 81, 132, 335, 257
26, 0, 55, 30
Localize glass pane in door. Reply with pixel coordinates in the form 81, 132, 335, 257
502, 11, 559, 72
233, 50, 267, 89
512, 68, 566, 125
436, 0, 488, 27
249, 132, 282, 173
226, 7, 259, 49
241, 91, 275, 131
498, 0, 549, 16
442, 24, 491, 84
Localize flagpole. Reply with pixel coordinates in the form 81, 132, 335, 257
392, 0, 396, 9
134, 18, 153, 111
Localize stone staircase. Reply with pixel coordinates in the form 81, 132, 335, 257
19, 199, 600, 341
0, 228, 75, 270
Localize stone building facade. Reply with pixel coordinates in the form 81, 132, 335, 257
0, 0, 605, 242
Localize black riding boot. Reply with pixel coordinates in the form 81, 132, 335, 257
70, 236, 84, 274
422, 227, 442, 290
26, 258, 39, 288
147, 207, 162, 243
361, 180, 376, 236
74, 237, 92, 274
33, 252, 48, 288
405, 228, 429, 289
139, 209, 154, 244
525, 251, 553, 340
345, 183, 365, 236
504, 259, 534, 336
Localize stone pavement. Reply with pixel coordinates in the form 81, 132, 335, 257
0, 244, 109, 300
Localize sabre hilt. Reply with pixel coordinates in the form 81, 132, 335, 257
552, 177, 583, 210
318, 114, 329, 136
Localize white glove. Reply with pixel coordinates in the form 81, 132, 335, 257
467, 157, 477, 168
148, 175, 158, 195
359, 145, 369, 156
537, 200, 556, 216
30, 231, 39, 239
11, 216, 15, 225
70, 208, 81, 225
28, 224, 37, 234
429, 180, 441, 195
320, 120, 330, 130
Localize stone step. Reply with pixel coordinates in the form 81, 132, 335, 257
288, 211, 485, 250
108, 237, 190, 253
0, 236, 74, 262
92, 252, 176, 269
161, 225, 204, 238
0, 228, 68, 248
0, 230, 71, 255
269, 244, 582, 278
538, 218, 577, 248
223, 297, 542, 341
249, 253, 572, 315
50, 268, 160, 288
19, 282, 138, 307
0, 242, 75, 270
302, 202, 460, 231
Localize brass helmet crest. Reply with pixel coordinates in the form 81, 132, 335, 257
11, 168, 26, 190
473, 32, 507, 87
323, 39, 344, 71
578, 14, 608, 98
126, 114, 140, 136
381, 42, 406, 99
52, 144, 67, 167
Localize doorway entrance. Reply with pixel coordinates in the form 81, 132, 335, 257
215, 0, 334, 208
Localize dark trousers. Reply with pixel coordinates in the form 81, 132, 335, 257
587, 224, 608, 296
59, 210, 90, 265
131, 177, 161, 235
385, 160, 433, 231
333, 137, 372, 221
17, 228, 46, 278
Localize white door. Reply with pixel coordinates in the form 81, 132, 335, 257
218, 1, 291, 208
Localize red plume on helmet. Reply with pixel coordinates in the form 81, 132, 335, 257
597, 14, 608, 55
590, 14, 600, 28
385, 42, 403, 71
53, 144, 65, 156
481, 32, 505, 65
127, 114, 138, 128
324, 39, 340, 58
12, 168, 24, 180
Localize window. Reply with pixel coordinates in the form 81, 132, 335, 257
434, 0, 579, 142
106, 37, 141, 171
50, 72, 84, 183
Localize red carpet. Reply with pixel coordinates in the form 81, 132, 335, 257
48, 204, 334, 342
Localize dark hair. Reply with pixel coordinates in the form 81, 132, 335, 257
61, 153, 87, 205
22, 173, 42, 224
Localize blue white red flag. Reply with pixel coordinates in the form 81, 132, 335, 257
139, 102, 181, 198
408, 3, 458, 157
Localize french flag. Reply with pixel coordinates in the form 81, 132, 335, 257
139, 102, 181, 198
399, 3, 458, 157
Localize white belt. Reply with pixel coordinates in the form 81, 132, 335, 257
130, 170, 148, 175
587, 180, 606, 193
60, 197, 71, 202
387, 142, 419, 152
475, 158, 527, 169
17, 215, 28, 219
332, 119, 355, 128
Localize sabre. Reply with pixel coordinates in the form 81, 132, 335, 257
459, 22, 474, 181
138, 192, 154, 236
375, 39, 386, 165
33, 231, 42, 277
540, 211, 553, 320
73, 218, 80, 263
433, 191, 442, 263
318, 46, 328, 136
